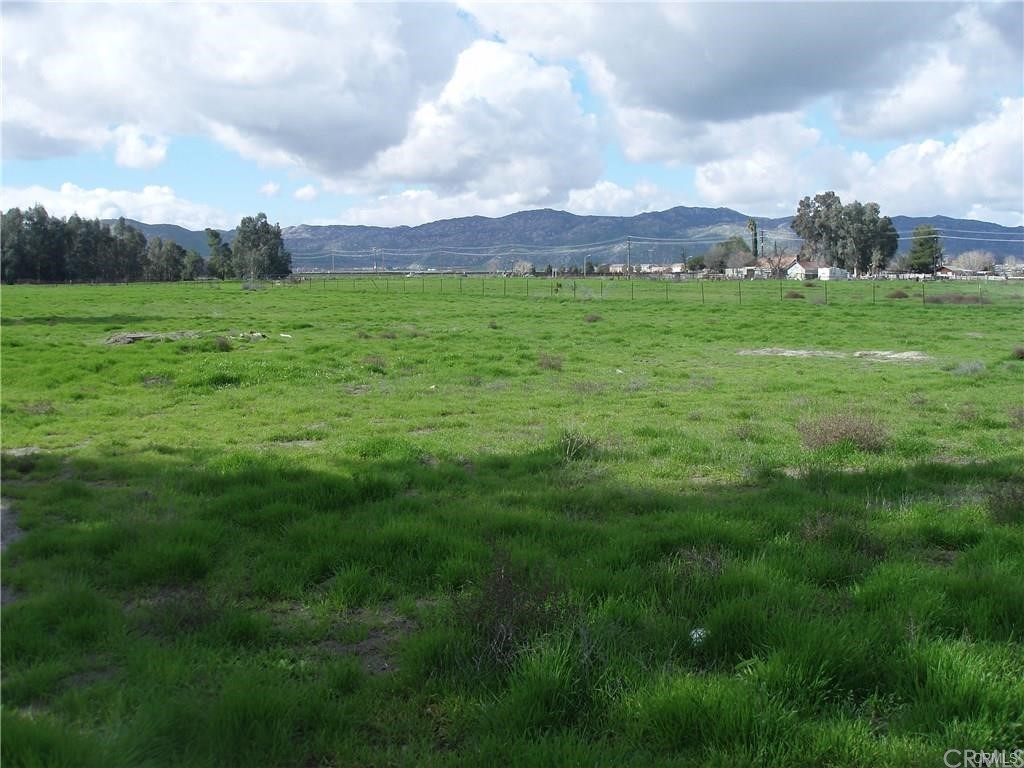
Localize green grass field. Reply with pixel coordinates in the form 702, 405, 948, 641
2, 278, 1022, 767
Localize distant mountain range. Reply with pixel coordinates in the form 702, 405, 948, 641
109, 207, 1023, 270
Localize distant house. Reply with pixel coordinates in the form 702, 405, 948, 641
725, 266, 771, 279
818, 266, 849, 281
786, 259, 822, 280
609, 264, 626, 275
670, 263, 687, 274
935, 265, 969, 279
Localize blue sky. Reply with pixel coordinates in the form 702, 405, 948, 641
2, 2, 1021, 230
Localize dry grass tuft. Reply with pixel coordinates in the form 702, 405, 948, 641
538, 353, 563, 371
798, 412, 887, 453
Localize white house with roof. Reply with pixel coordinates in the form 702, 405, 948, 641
818, 266, 849, 281
786, 259, 823, 280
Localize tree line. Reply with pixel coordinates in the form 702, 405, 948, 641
685, 192, 945, 275
1, 206, 291, 284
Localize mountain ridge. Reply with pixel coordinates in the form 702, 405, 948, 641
109, 206, 1022, 268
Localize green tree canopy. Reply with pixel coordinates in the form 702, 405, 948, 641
231, 213, 291, 279
906, 225, 943, 273
704, 235, 751, 272
791, 192, 898, 273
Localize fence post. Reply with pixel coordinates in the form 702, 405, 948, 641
631, 281, 635, 300
921, 281, 925, 305
573, 281, 576, 299
738, 279, 742, 306
700, 280, 705, 305
872, 281, 875, 304
824, 281, 827, 305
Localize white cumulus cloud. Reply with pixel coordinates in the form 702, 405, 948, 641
0, 182, 233, 230
260, 181, 280, 197
293, 184, 318, 202
112, 125, 168, 169
370, 41, 601, 205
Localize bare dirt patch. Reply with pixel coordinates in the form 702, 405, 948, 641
739, 348, 845, 359
316, 604, 423, 675
272, 439, 321, 449
853, 350, 932, 362
106, 331, 199, 345
738, 348, 931, 362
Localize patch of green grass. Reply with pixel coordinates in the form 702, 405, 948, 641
1, 280, 1022, 765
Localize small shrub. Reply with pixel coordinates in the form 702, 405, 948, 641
488, 319, 499, 329
955, 405, 979, 425
951, 361, 985, 376
23, 400, 55, 415
538, 353, 563, 371
887, 289, 909, 299
925, 293, 991, 305
1011, 346, 1024, 360
803, 281, 817, 287
988, 482, 1024, 525
798, 412, 887, 453
584, 314, 602, 323
733, 423, 758, 442
784, 290, 805, 299
361, 355, 387, 374
355, 330, 371, 339
460, 550, 567, 671
213, 336, 232, 352
379, 330, 398, 339
1009, 406, 1024, 430
560, 428, 597, 462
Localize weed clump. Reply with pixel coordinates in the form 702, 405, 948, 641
925, 293, 991, 305
538, 353, 563, 371
887, 289, 909, 299
488, 319, 499, 329
784, 291, 805, 299
803, 281, 817, 288
1009, 406, 1024, 430
361, 355, 387, 374
798, 412, 887, 453
1011, 346, 1024, 360
461, 551, 568, 671
559, 428, 597, 462
951, 361, 986, 376
988, 482, 1024, 525
584, 314, 602, 323
213, 336, 232, 352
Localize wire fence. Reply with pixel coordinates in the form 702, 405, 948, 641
9, 274, 1024, 306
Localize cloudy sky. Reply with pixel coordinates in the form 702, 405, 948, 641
2, 2, 1022, 230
